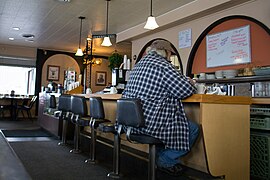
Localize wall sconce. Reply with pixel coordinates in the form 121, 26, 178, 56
95, 58, 102, 65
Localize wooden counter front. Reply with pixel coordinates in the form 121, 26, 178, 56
75, 93, 251, 180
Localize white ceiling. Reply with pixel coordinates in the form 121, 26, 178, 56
0, 0, 195, 56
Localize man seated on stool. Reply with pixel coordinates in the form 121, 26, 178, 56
122, 39, 199, 176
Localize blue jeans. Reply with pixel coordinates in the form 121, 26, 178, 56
156, 120, 199, 168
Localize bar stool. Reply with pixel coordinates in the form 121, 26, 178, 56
116, 98, 163, 180
70, 96, 90, 154
85, 97, 111, 163
49, 95, 57, 109
47, 95, 57, 114
54, 95, 72, 146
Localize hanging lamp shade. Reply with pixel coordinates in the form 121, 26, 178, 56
101, 36, 112, 46
144, 0, 159, 30
144, 16, 159, 30
101, 0, 112, 47
75, 16, 85, 56
75, 48, 84, 56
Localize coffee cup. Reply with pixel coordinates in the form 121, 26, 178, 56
110, 87, 118, 94
86, 88, 92, 94
196, 83, 206, 94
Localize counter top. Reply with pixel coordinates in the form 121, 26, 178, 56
73, 93, 252, 105
183, 94, 251, 105
251, 98, 270, 104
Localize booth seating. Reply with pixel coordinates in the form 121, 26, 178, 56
70, 96, 90, 153
116, 98, 163, 180
54, 95, 72, 146
85, 97, 111, 163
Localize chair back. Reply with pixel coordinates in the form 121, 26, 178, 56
28, 96, 37, 108
49, 95, 56, 108
89, 97, 105, 119
71, 96, 87, 116
58, 95, 72, 112
117, 98, 144, 128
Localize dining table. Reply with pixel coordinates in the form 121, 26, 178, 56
0, 95, 31, 120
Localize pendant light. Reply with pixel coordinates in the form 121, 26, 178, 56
101, 0, 112, 46
144, 0, 159, 30
75, 16, 85, 56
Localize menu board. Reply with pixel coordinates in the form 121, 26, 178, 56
206, 25, 251, 68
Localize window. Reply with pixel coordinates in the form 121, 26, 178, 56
0, 66, 36, 95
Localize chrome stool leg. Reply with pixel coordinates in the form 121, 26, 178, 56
149, 144, 156, 180
107, 133, 121, 178
70, 124, 81, 153
58, 120, 68, 146
85, 125, 97, 164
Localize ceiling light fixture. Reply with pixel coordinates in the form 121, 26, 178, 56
22, 34, 35, 38
101, 0, 112, 47
57, 0, 70, 2
75, 16, 85, 56
9, 37, 14, 41
12, 27, 20, 31
144, 0, 159, 30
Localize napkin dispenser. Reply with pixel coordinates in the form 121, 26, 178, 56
252, 81, 270, 97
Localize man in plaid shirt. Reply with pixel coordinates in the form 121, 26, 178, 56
122, 40, 199, 176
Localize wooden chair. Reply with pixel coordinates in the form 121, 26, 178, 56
16, 96, 37, 120
0, 105, 11, 118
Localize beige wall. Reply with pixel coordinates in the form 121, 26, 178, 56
87, 59, 112, 93
0, 44, 36, 59
42, 54, 80, 87
130, 0, 270, 75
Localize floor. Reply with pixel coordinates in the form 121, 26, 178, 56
0, 118, 221, 180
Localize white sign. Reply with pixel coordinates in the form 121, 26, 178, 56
179, 28, 192, 49
206, 25, 251, 68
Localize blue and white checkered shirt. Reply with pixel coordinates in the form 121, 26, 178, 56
122, 52, 196, 151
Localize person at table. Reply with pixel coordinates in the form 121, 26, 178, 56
122, 40, 199, 176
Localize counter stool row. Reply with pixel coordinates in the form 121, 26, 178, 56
53, 94, 161, 180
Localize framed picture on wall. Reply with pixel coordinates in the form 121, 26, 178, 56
47, 65, 60, 81
95, 71, 107, 86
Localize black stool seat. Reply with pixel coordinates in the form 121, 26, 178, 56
91, 118, 110, 128
98, 122, 115, 133
71, 115, 90, 126
129, 134, 162, 144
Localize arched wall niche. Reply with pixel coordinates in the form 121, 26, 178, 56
136, 38, 183, 74
35, 49, 84, 96
41, 54, 80, 87
186, 15, 270, 77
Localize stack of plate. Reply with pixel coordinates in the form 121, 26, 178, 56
253, 67, 270, 76
223, 69, 238, 78
206, 74, 215, 80
215, 70, 223, 79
